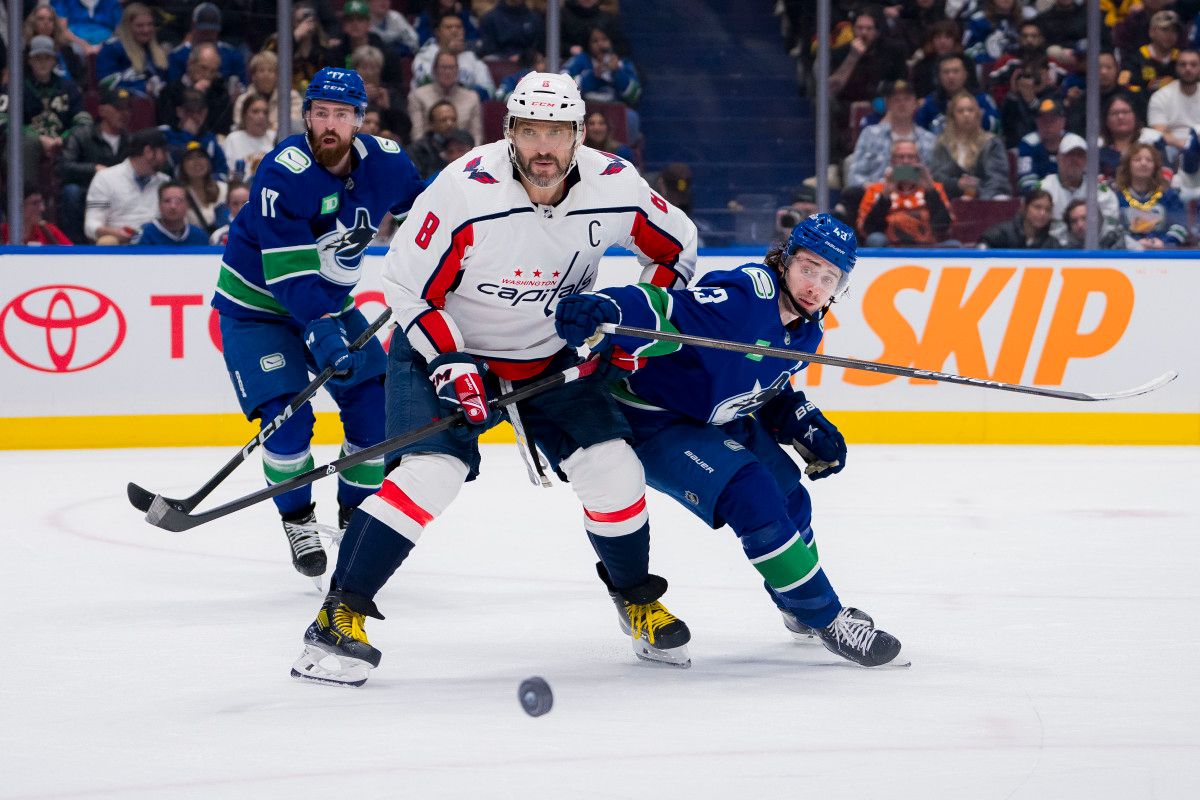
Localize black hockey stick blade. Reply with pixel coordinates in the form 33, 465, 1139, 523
143, 358, 600, 532
126, 308, 393, 515
602, 324, 1179, 403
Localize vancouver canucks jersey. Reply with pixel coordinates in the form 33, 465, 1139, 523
213, 133, 424, 324
599, 265, 824, 425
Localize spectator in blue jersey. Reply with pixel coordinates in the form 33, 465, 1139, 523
479, 0, 545, 61
132, 182, 210, 246
562, 27, 642, 143
915, 54, 1001, 134
1113, 142, 1189, 248
95, 3, 168, 98
964, 0, 1033, 67
495, 48, 545, 102
583, 109, 635, 163
1016, 97, 1068, 193
22, 4, 85, 84
414, 0, 481, 52
164, 3, 247, 89
158, 87, 230, 180
157, 45, 235, 137
53, 0, 122, 52
554, 214, 906, 668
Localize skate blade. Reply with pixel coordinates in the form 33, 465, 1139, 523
632, 640, 691, 669
786, 626, 820, 644
290, 644, 373, 687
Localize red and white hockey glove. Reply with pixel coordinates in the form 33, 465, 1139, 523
428, 352, 495, 429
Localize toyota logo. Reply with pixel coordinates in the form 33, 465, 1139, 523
0, 285, 126, 373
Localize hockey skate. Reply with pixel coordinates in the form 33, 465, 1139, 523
781, 606, 873, 643
281, 503, 328, 586
290, 590, 384, 687
816, 607, 907, 668
334, 504, 356, 548
597, 563, 692, 668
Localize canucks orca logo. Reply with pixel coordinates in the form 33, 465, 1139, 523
315, 207, 377, 284
599, 151, 626, 176
464, 156, 498, 184
708, 372, 793, 426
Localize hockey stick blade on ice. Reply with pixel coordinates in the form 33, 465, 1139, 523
127, 308, 393, 515
600, 324, 1178, 402
142, 357, 600, 532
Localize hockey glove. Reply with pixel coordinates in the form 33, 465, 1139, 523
555, 293, 620, 351
428, 352, 497, 435
304, 316, 385, 389
788, 397, 847, 480
589, 345, 647, 384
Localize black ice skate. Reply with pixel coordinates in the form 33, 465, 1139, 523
335, 504, 356, 547
290, 590, 384, 687
597, 563, 692, 668
781, 606, 873, 643
281, 503, 328, 583
817, 607, 907, 668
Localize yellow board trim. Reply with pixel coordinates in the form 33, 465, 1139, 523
0, 412, 1197, 449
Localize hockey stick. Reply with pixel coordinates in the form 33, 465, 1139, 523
599, 323, 1178, 402
127, 308, 393, 515
140, 357, 600, 532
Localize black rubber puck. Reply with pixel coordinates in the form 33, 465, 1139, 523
518, 676, 553, 717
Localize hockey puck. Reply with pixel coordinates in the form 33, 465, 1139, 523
518, 676, 553, 717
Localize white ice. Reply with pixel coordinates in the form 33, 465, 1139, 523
4, 444, 1199, 799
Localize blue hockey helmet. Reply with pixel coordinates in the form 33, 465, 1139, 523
303, 67, 369, 117
779, 213, 857, 315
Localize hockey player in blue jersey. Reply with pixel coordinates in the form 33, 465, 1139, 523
555, 214, 906, 667
211, 67, 426, 582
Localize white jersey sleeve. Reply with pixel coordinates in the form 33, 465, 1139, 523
619, 173, 698, 289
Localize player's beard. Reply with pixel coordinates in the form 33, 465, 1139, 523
309, 129, 352, 168
519, 150, 570, 188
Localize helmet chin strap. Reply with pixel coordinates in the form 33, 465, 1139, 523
779, 262, 828, 323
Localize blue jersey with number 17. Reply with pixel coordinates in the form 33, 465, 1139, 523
213, 133, 425, 324
598, 265, 825, 426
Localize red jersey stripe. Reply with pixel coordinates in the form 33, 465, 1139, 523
584, 495, 647, 523
378, 479, 435, 527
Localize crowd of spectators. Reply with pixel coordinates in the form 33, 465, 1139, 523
0, 0, 640, 246
782, 0, 1200, 249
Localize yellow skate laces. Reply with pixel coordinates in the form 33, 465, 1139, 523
626, 601, 678, 645
324, 605, 371, 645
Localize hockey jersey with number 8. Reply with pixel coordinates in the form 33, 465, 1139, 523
382, 140, 699, 379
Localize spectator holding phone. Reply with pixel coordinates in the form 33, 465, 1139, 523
857, 140, 954, 246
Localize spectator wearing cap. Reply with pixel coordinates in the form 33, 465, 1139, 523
409, 50, 484, 144
1100, 93, 1169, 177
408, 100, 474, 178
95, 3, 168, 98
929, 90, 1013, 200
480, 0, 545, 61
857, 140, 955, 247
232, 50, 303, 135
999, 56, 1063, 148
1037, 133, 1122, 245
369, 0, 420, 57
22, 4, 86, 84
846, 79, 937, 189
52, 0, 123, 53
1016, 98, 1069, 192
157, 42, 235, 137
1148, 48, 1200, 149
583, 109, 634, 163
327, 0, 404, 87
412, 12, 496, 100
915, 54, 1001, 135
979, 188, 1062, 249
157, 87, 230, 179
1120, 10, 1181, 95
908, 19, 963, 99
165, 3, 248, 88
84, 127, 170, 245
1, 187, 72, 246
1113, 141, 1188, 248
132, 181, 210, 246
58, 86, 132, 243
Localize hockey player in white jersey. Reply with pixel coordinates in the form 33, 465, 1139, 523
291, 72, 700, 686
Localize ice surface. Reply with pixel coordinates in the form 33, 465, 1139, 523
4, 444, 1199, 799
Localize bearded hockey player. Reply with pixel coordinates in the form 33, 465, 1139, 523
290, 72, 700, 686
555, 213, 907, 668
212, 67, 425, 583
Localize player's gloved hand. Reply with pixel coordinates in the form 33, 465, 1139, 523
304, 316, 377, 388
427, 352, 496, 434
589, 345, 646, 384
555, 293, 620, 351
788, 397, 847, 480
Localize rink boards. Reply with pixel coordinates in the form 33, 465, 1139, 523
0, 246, 1196, 448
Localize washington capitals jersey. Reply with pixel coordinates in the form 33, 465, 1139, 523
382, 140, 698, 380
598, 265, 824, 425
213, 133, 424, 324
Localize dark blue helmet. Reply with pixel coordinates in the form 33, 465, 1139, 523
783, 213, 857, 276
303, 67, 369, 116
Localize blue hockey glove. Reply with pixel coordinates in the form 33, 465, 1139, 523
303, 316, 381, 389
788, 397, 846, 480
555, 293, 620, 351
427, 352, 497, 434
